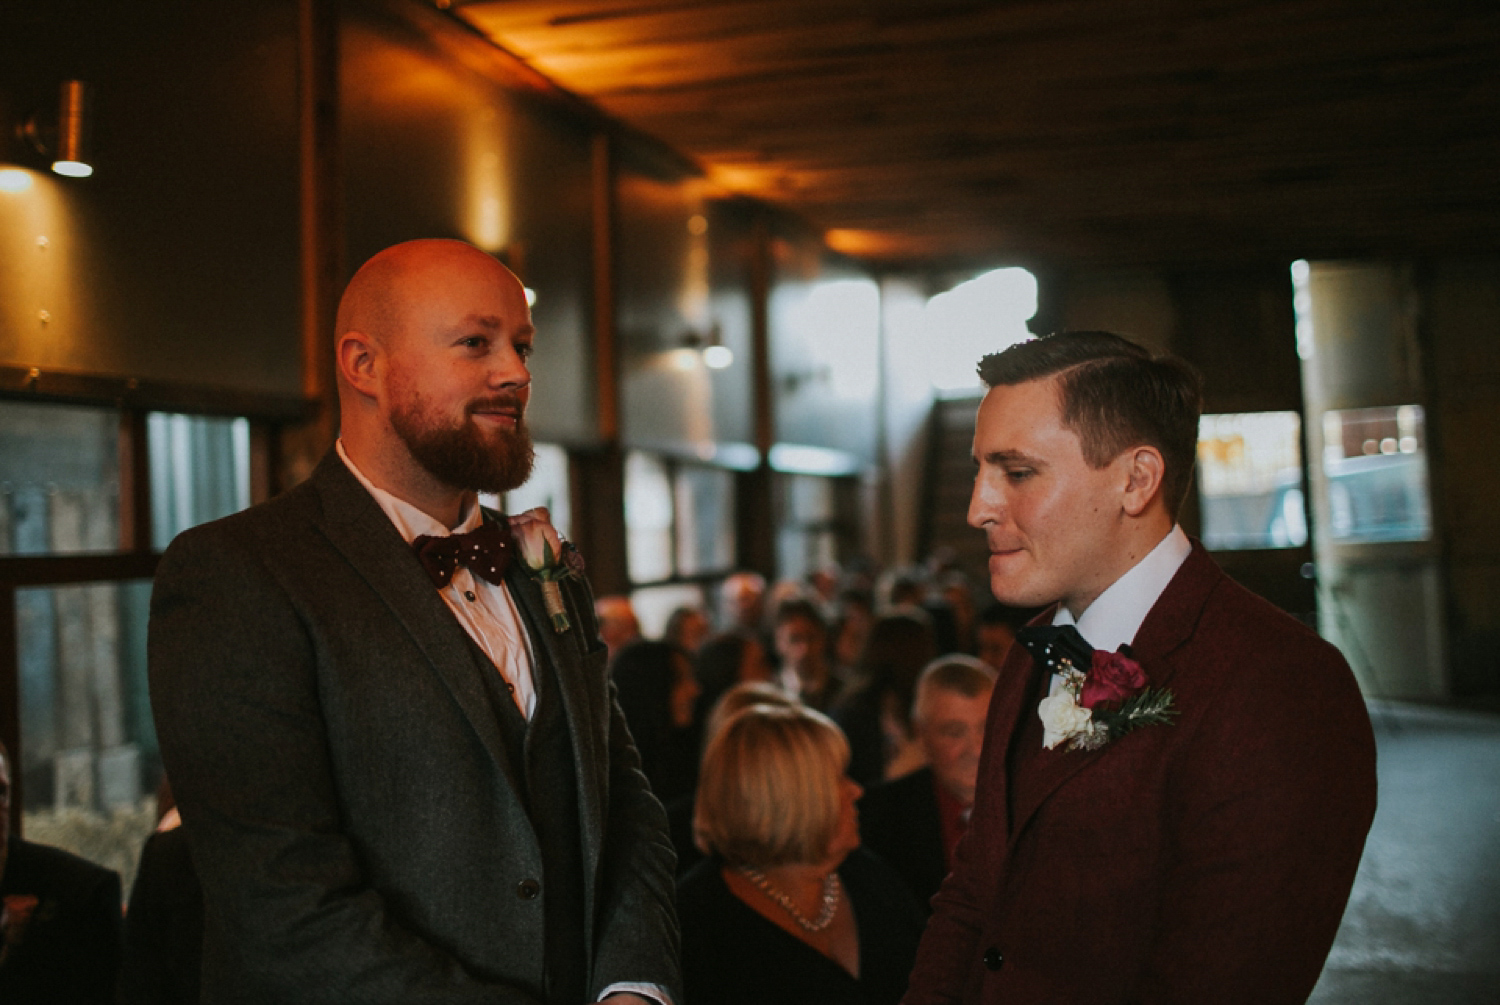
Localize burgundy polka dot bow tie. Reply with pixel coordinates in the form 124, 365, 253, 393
412, 521, 514, 588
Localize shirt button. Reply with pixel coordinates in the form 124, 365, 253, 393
517, 879, 541, 900
983, 946, 1004, 970
464, 591, 476, 602
505, 682, 515, 695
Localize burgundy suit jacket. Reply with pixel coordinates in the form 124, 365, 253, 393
903, 543, 1376, 1005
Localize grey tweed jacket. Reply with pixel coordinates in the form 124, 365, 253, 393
148, 450, 680, 1004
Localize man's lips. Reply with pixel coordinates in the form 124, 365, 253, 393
470, 397, 525, 424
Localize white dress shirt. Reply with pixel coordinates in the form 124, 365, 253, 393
337, 443, 672, 1005
1048, 524, 1192, 694
338, 441, 536, 718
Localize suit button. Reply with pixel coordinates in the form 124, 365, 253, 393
517, 879, 541, 900
983, 946, 1004, 970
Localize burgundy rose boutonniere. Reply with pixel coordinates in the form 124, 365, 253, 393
1038, 647, 1176, 752
509, 507, 583, 633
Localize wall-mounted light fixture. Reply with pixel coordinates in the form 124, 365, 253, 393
18, 80, 95, 178
681, 323, 733, 370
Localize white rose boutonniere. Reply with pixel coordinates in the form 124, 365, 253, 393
509, 507, 583, 633
1038, 690, 1094, 750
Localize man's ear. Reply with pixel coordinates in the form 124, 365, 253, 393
1121, 445, 1167, 518
336, 330, 381, 399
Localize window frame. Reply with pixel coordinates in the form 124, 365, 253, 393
0, 363, 309, 828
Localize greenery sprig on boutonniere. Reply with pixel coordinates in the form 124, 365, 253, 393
509, 507, 584, 633
1038, 650, 1177, 752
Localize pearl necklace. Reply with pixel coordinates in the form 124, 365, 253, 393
735, 865, 842, 933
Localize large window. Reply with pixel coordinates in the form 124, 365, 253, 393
1197, 411, 1308, 550
624, 450, 736, 587
2, 396, 262, 895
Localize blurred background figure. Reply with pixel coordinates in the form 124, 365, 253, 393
774, 598, 845, 713
859, 657, 996, 911
974, 602, 1041, 671
611, 640, 702, 805
718, 571, 768, 635
664, 605, 712, 655
594, 594, 641, 662
693, 630, 775, 723
936, 571, 978, 656
120, 778, 204, 1005
831, 588, 876, 680
834, 613, 938, 786
678, 705, 922, 1005
0, 740, 121, 1004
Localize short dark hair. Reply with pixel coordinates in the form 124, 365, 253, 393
978, 331, 1203, 518
775, 598, 826, 633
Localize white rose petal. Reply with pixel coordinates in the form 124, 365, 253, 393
1038, 692, 1092, 750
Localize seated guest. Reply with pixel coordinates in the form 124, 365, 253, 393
667, 682, 799, 877
0, 740, 122, 1005
593, 593, 641, 662
664, 604, 712, 654
678, 706, 924, 1005
612, 639, 703, 803
693, 630, 774, 719
833, 613, 937, 786
119, 780, 203, 1005
859, 656, 996, 911
773, 598, 845, 712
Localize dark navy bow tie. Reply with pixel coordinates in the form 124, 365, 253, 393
1016, 623, 1096, 675
412, 521, 514, 588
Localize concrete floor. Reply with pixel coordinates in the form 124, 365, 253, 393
1310, 702, 1500, 1004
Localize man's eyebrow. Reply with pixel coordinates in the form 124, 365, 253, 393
460, 314, 535, 338
976, 449, 1044, 466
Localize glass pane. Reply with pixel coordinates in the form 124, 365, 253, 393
148, 412, 251, 548
786, 474, 834, 524
497, 442, 571, 539
0, 401, 120, 555
630, 583, 708, 639
1197, 411, 1308, 550
674, 465, 735, 576
1321, 405, 1432, 543
625, 451, 673, 583
17, 579, 158, 895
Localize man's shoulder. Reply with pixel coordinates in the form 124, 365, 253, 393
3, 838, 120, 901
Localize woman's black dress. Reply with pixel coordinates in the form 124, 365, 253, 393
676, 848, 925, 1005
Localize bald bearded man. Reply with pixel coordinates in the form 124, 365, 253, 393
149, 240, 679, 1004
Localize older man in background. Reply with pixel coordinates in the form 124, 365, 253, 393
858, 657, 995, 910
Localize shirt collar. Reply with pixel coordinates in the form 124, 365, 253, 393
1053, 524, 1192, 652
336, 439, 482, 545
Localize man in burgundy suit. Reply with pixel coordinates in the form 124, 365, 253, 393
903, 331, 1376, 1004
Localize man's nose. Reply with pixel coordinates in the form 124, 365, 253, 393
967, 475, 998, 530
490, 346, 531, 390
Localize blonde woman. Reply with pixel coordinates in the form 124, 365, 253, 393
677, 705, 923, 1004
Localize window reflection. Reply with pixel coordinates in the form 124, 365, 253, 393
0, 401, 120, 555
17, 579, 158, 896
1197, 412, 1307, 550
1321, 405, 1431, 543
148, 412, 251, 547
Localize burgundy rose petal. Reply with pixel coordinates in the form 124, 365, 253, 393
1080, 650, 1149, 709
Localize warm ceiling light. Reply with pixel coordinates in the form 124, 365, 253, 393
824, 228, 908, 257
0, 168, 33, 193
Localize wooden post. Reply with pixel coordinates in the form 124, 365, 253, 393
279, 0, 343, 490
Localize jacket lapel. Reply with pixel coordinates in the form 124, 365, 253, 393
1006, 544, 1222, 845
308, 452, 521, 794
503, 561, 603, 864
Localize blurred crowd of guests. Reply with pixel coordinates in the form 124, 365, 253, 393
1, 558, 1031, 1005
603, 559, 1037, 1004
